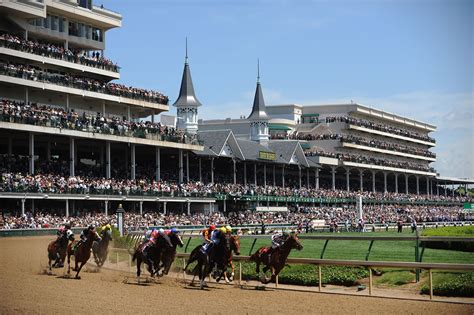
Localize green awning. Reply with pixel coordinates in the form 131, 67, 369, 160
300, 143, 311, 149
269, 124, 291, 131
302, 113, 319, 117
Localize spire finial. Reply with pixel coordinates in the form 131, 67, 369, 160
185, 37, 188, 64
257, 58, 260, 83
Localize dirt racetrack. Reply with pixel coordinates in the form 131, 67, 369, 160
0, 236, 473, 315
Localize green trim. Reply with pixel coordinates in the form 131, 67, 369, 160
269, 124, 291, 131
302, 113, 319, 117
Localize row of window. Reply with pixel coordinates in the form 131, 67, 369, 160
28, 14, 103, 42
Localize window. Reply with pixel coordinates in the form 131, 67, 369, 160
51, 16, 58, 31
59, 18, 65, 33
43, 14, 50, 28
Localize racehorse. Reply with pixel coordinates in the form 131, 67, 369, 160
132, 233, 183, 279
154, 233, 184, 276
47, 230, 74, 272
92, 229, 112, 267
222, 235, 240, 283
66, 229, 101, 279
184, 234, 230, 289
250, 233, 303, 284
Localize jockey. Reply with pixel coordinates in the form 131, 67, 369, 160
157, 228, 173, 248
225, 225, 232, 235
144, 228, 157, 241
267, 230, 288, 264
202, 226, 225, 253
55, 223, 73, 249
202, 225, 216, 244
80, 224, 96, 243
142, 229, 159, 267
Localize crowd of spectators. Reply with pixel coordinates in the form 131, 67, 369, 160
1, 171, 471, 203
2, 203, 468, 230
324, 116, 436, 143
297, 133, 435, 158
0, 61, 168, 104
305, 149, 435, 173
0, 32, 119, 72
0, 99, 198, 144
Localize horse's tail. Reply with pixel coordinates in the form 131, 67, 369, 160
132, 249, 138, 263
249, 247, 265, 262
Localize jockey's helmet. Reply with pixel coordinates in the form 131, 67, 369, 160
151, 230, 159, 239
88, 224, 95, 230
170, 227, 179, 234
158, 228, 165, 234
209, 225, 216, 231
219, 227, 227, 234
225, 225, 232, 233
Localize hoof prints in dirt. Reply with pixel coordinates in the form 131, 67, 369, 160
122, 276, 156, 286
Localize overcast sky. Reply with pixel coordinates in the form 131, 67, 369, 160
100, 0, 473, 179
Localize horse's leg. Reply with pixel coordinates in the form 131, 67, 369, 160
67, 252, 71, 275
75, 261, 84, 279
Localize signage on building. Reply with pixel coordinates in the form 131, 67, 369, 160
259, 151, 276, 161
463, 203, 473, 211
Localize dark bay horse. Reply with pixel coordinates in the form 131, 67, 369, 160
250, 233, 303, 284
155, 233, 184, 276
47, 231, 74, 271
66, 230, 101, 279
92, 229, 112, 267
132, 233, 184, 279
184, 234, 230, 289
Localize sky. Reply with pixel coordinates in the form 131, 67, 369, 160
99, 0, 473, 179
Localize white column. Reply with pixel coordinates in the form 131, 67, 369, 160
46, 141, 51, 161
105, 141, 111, 178
139, 201, 143, 216
345, 168, 350, 192
372, 171, 376, 193
223, 199, 226, 213
131, 144, 136, 180
102, 100, 106, 116
21, 199, 25, 216
199, 157, 202, 182
127, 106, 131, 121
264, 164, 267, 188
179, 149, 184, 183
282, 165, 285, 188
65, 199, 69, 217
155, 147, 161, 181
273, 165, 276, 186
244, 162, 247, 185
66, 94, 69, 111
452, 184, 454, 197
416, 176, 420, 195
315, 168, 320, 190
28, 133, 34, 175
444, 182, 447, 197
7, 137, 12, 157
31, 199, 34, 213
383, 172, 388, 193
254, 163, 257, 186
437, 181, 439, 196
405, 175, 409, 194
186, 152, 190, 183
25, 87, 28, 103
69, 137, 74, 177
331, 166, 336, 191
104, 200, 108, 216
233, 160, 237, 184
359, 169, 364, 192
306, 168, 310, 188
211, 158, 214, 184
426, 177, 430, 197
298, 167, 302, 189
187, 201, 191, 215
151, 111, 155, 123
163, 201, 167, 215
395, 173, 399, 194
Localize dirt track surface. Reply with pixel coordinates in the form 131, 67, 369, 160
0, 236, 473, 315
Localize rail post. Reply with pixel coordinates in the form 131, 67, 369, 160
128, 254, 131, 272
276, 275, 278, 288
428, 269, 433, 300
183, 258, 186, 282
249, 238, 258, 255
239, 261, 242, 286
365, 240, 374, 261
320, 239, 329, 259
318, 265, 322, 292
116, 252, 119, 270
368, 267, 373, 296
415, 229, 420, 282
184, 237, 192, 253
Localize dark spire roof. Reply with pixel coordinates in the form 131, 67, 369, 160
247, 81, 269, 120
247, 59, 269, 120
173, 40, 202, 107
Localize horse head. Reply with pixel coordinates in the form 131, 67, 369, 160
102, 229, 112, 241
288, 234, 303, 251
230, 235, 241, 255
171, 233, 184, 248
89, 230, 102, 243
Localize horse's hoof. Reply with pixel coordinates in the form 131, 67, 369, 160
75, 276, 81, 280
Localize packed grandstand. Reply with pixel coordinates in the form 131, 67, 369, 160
0, 0, 472, 232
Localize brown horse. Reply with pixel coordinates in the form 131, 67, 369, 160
66, 229, 101, 279
223, 235, 240, 283
250, 233, 303, 284
47, 231, 74, 272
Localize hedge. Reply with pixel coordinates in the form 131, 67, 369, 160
421, 273, 474, 297
421, 226, 474, 252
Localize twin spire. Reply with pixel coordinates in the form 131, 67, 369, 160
247, 58, 269, 121
173, 38, 202, 108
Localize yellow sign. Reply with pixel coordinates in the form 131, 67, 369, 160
259, 151, 276, 161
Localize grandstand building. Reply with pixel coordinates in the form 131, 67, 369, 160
0, 1, 471, 221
